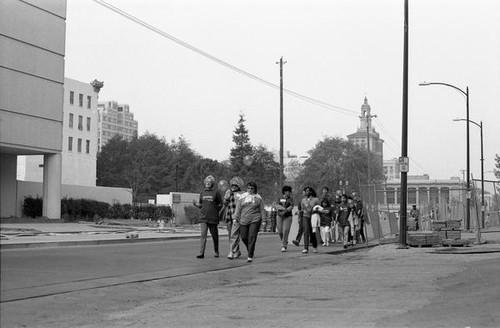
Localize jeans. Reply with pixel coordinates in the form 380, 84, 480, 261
239, 221, 261, 258
227, 220, 241, 254
199, 222, 219, 255
303, 216, 317, 250
277, 215, 292, 248
295, 214, 304, 243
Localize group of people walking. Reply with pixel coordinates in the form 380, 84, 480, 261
193, 175, 266, 263
193, 175, 366, 263
280, 186, 366, 253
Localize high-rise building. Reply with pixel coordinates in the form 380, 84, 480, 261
20, 78, 102, 186
0, 0, 66, 218
347, 97, 384, 174
97, 101, 138, 151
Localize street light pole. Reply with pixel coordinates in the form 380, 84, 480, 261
276, 57, 287, 190
454, 118, 484, 228
419, 81, 470, 231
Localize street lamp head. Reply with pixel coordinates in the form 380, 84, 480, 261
418, 81, 431, 86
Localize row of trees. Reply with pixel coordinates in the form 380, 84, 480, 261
97, 113, 382, 204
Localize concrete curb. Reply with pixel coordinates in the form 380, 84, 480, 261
0, 232, 279, 250
0, 235, 201, 250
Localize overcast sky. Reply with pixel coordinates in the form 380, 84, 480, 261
65, 0, 500, 183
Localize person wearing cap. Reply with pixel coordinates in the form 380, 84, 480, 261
410, 204, 420, 231
223, 176, 244, 259
192, 175, 222, 259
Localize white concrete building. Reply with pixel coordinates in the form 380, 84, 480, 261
1, 0, 66, 219
19, 78, 101, 186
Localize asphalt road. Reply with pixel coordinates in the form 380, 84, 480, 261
1, 233, 499, 328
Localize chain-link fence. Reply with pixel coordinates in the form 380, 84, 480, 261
357, 179, 500, 241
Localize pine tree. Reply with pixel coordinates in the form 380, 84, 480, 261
229, 113, 253, 177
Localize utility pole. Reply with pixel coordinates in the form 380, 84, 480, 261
398, 0, 409, 248
276, 57, 286, 189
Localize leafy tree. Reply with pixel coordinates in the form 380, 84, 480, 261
295, 136, 381, 194
249, 144, 281, 201
96, 135, 129, 188
125, 133, 172, 204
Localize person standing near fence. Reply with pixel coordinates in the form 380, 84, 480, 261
193, 175, 223, 259
353, 192, 366, 243
234, 181, 267, 262
273, 185, 294, 252
223, 176, 244, 260
410, 205, 420, 231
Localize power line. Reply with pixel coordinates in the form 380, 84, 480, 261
374, 117, 429, 174
90, 0, 359, 117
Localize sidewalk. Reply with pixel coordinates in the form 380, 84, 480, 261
2, 220, 500, 252
0, 222, 211, 249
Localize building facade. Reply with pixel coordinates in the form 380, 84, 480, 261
97, 101, 138, 151
20, 78, 101, 186
383, 158, 400, 181
347, 97, 384, 176
0, 0, 66, 219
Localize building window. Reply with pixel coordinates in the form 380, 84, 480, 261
87, 96, 91, 109
386, 187, 395, 204
79, 93, 83, 107
86, 117, 91, 131
86, 140, 90, 154
68, 137, 73, 151
77, 138, 82, 152
78, 115, 83, 130
69, 113, 74, 128
70, 91, 74, 105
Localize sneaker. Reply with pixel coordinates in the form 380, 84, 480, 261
313, 248, 318, 253
322, 243, 326, 247
302, 249, 308, 254
247, 257, 253, 262
234, 251, 242, 258
196, 254, 204, 259
281, 247, 286, 252
292, 240, 299, 247
214, 253, 219, 258
227, 252, 233, 259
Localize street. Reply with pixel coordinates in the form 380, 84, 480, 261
1, 233, 500, 328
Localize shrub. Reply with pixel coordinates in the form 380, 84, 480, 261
22, 196, 43, 218
184, 205, 200, 225
61, 198, 110, 221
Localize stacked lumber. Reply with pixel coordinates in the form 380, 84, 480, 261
407, 231, 441, 247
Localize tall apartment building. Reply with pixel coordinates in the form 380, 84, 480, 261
0, 0, 66, 218
347, 97, 384, 174
97, 101, 138, 151
20, 78, 102, 186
